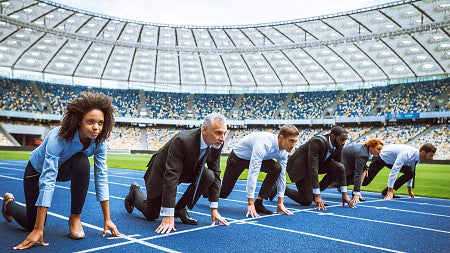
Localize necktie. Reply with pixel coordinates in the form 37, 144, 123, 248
192, 147, 210, 204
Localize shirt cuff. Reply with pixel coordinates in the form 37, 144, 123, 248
312, 188, 320, 195
340, 186, 348, 193
352, 191, 361, 195
406, 180, 413, 187
160, 207, 174, 217
210, 201, 218, 209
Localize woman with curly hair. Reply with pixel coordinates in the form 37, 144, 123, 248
2, 92, 121, 250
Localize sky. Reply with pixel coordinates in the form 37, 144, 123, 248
49, 0, 398, 26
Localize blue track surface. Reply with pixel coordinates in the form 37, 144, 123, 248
1, 160, 449, 252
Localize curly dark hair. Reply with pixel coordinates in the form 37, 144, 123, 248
59, 92, 116, 146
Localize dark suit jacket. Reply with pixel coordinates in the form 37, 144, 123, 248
342, 144, 369, 192
287, 134, 342, 189
143, 128, 222, 209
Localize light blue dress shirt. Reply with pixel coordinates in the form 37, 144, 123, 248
232, 132, 288, 199
379, 144, 419, 188
29, 126, 109, 208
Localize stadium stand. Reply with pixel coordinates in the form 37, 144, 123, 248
0, 77, 449, 159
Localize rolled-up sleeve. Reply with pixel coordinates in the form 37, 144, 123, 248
276, 156, 287, 198
36, 139, 63, 207
94, 142, 109, 201
387, 151, 409, 188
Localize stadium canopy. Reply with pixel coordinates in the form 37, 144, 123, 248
0, 0, 448, 93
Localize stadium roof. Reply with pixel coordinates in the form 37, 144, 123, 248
0, 0, 448, 93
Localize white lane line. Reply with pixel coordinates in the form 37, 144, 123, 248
391, 200, 450, 208
1, 168, 449, 252
0, 196, 180, 253
65, 213, 181, 253
245, 221, 405, 253
360, 204, 450, 218
304, 209, 450, 234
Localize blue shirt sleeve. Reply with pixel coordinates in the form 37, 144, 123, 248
36, 133, 65, 208
94, 141, 109, 201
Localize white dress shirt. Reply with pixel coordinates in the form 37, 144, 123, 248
232, 132, 288, 199
379, 144, 419, 188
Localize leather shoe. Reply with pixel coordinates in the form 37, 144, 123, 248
268, 186, 277, 201
2, 193, 14, 222
125, 183, 140, 213
255, 199, 273, 215
381, 188, 400, 199
68, 217, 85, 240
352, 192, 366, 202
174, 208, 198, 225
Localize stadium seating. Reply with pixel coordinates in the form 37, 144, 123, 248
0, 77, 449, 159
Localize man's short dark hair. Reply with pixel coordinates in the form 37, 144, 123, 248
279, 124, 299, 138
419, 143, 436, 153
330, 126, 347, 136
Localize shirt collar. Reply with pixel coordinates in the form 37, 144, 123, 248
200, 132, 209, 150
328, 136, 336, 150
74, 129, 81, 143
272, 134, 281, 151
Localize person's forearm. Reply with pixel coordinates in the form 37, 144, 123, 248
100, 200, 111, 221
34, 206, 48, 230
277, 197, 284, 205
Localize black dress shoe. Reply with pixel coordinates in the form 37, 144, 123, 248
381, 188, 400, 199
352, 192, 366, 202
268, 186, 277, 201
175, 208, 198, 225
255, 199, 273, 215
124, 183, 140, 213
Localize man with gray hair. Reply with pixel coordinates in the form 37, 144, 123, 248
124, 113, 229, 234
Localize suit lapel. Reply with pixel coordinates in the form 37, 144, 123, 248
192, 129, 205, 173
316, 134, 332, 161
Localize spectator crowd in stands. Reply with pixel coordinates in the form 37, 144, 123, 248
0, 77, 449, 159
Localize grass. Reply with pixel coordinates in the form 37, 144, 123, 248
1, 151, 448, 199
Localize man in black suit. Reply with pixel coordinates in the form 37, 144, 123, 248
124, 113, 229, 234
285, 126, 355, 210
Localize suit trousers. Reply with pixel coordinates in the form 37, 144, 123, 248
219, 150, 281, 199
134, 168, 215, 220
6, 152, 90, 231
363, 157, 415, 190
285, 160, 345, 206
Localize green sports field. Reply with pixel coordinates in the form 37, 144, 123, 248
1, 151, 448, 199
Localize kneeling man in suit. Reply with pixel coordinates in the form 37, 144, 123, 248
124, 113, 229, 234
